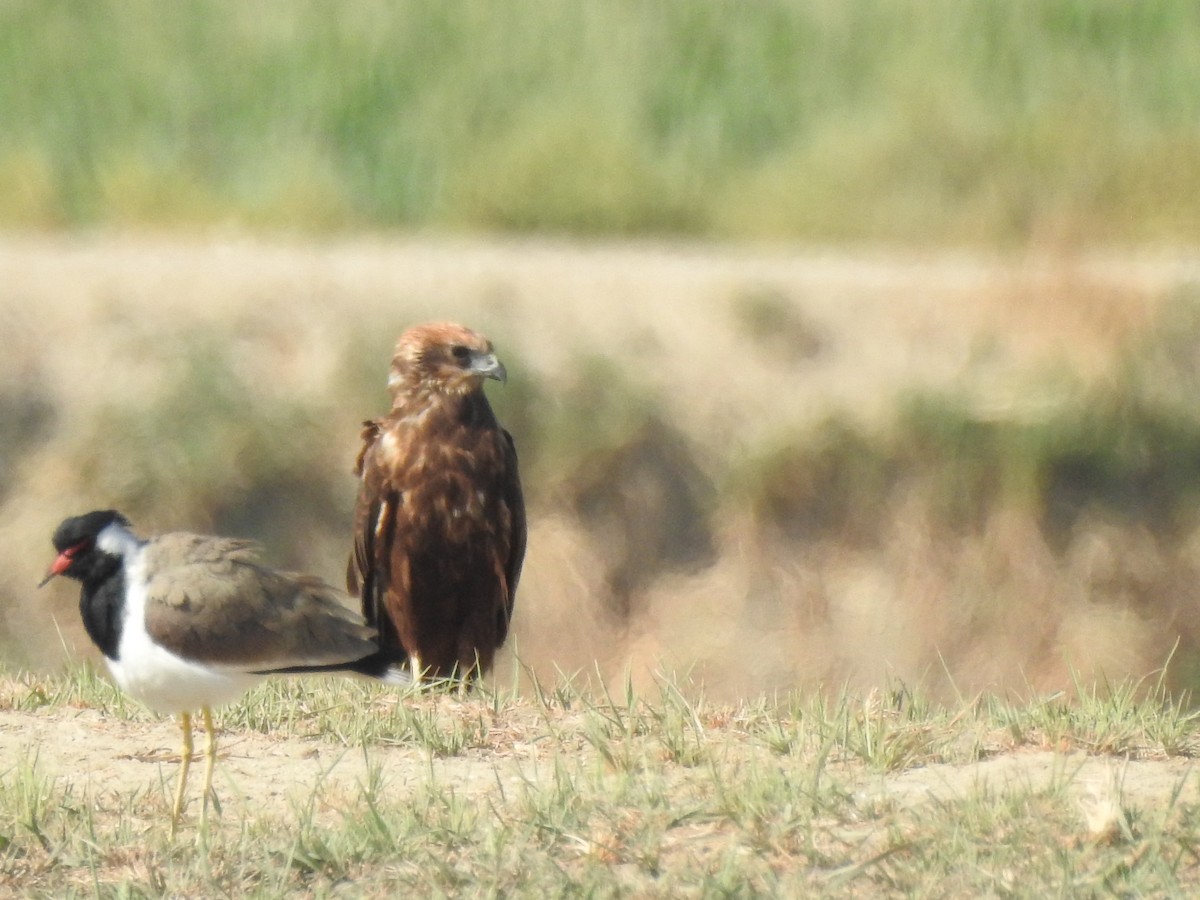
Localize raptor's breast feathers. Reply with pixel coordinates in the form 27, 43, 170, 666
348, 322, 526, 683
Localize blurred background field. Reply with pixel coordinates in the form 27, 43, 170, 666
2, 1, 1200, 701
3, 0, 1200, 244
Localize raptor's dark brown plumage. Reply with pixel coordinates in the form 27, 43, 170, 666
348, 322, 526, 683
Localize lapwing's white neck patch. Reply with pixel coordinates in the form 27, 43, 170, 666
96, 522, 142, 558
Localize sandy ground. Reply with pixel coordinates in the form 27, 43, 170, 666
0, 704, 529, 828
2, 701, 1194, 839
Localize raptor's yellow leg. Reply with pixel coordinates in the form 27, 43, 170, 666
170, 711, 194, 837
456, 653, 482, 698
410, 653, 424, 688
200, 706, 216, 830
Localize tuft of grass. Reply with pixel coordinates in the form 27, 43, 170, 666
989, 668, 1200, 758
5, 663, 138, 720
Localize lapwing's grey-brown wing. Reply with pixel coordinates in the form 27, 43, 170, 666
141, 533, 376, 669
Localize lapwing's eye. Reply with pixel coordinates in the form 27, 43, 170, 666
451, 345, 471, 364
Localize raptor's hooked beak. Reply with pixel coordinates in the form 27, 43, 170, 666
37, 551, 72, 588
472, 352, 507, 384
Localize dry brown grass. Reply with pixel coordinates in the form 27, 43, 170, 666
3, 235, 1198, 703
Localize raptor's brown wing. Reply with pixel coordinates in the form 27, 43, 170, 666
347, 418, 408, 658
497, 427, 526, 642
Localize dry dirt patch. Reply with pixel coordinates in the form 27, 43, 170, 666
859, 750, 1197, 814
0, 702, 547, 830
2, 704, 1194, 834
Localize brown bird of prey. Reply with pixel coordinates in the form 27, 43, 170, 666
41, 509, 405, 834
348, 322, 526, 685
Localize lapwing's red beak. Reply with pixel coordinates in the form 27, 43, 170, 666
38, 551, 73, 588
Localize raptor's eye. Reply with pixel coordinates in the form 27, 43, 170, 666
451, 345, 471, 364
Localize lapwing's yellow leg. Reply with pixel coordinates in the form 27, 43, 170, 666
200, 706, 216, 831
170, 711, 194, 837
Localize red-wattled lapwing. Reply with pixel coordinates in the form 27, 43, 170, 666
41, 509, 406, 833
347, 322, 526, 686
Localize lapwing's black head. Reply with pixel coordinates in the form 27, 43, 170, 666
40, 509, 133, 587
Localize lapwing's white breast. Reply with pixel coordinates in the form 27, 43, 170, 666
103, 533, 260, 715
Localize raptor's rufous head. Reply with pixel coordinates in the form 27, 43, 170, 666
387, 322, 507, 401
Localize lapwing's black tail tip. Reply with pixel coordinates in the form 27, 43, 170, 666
357, 655, 413, 687
254, 651, 412, 686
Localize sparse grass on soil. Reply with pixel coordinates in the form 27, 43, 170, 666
1, 667, 1199, 897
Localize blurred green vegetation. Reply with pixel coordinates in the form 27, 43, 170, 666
0, 0, 1198, 243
